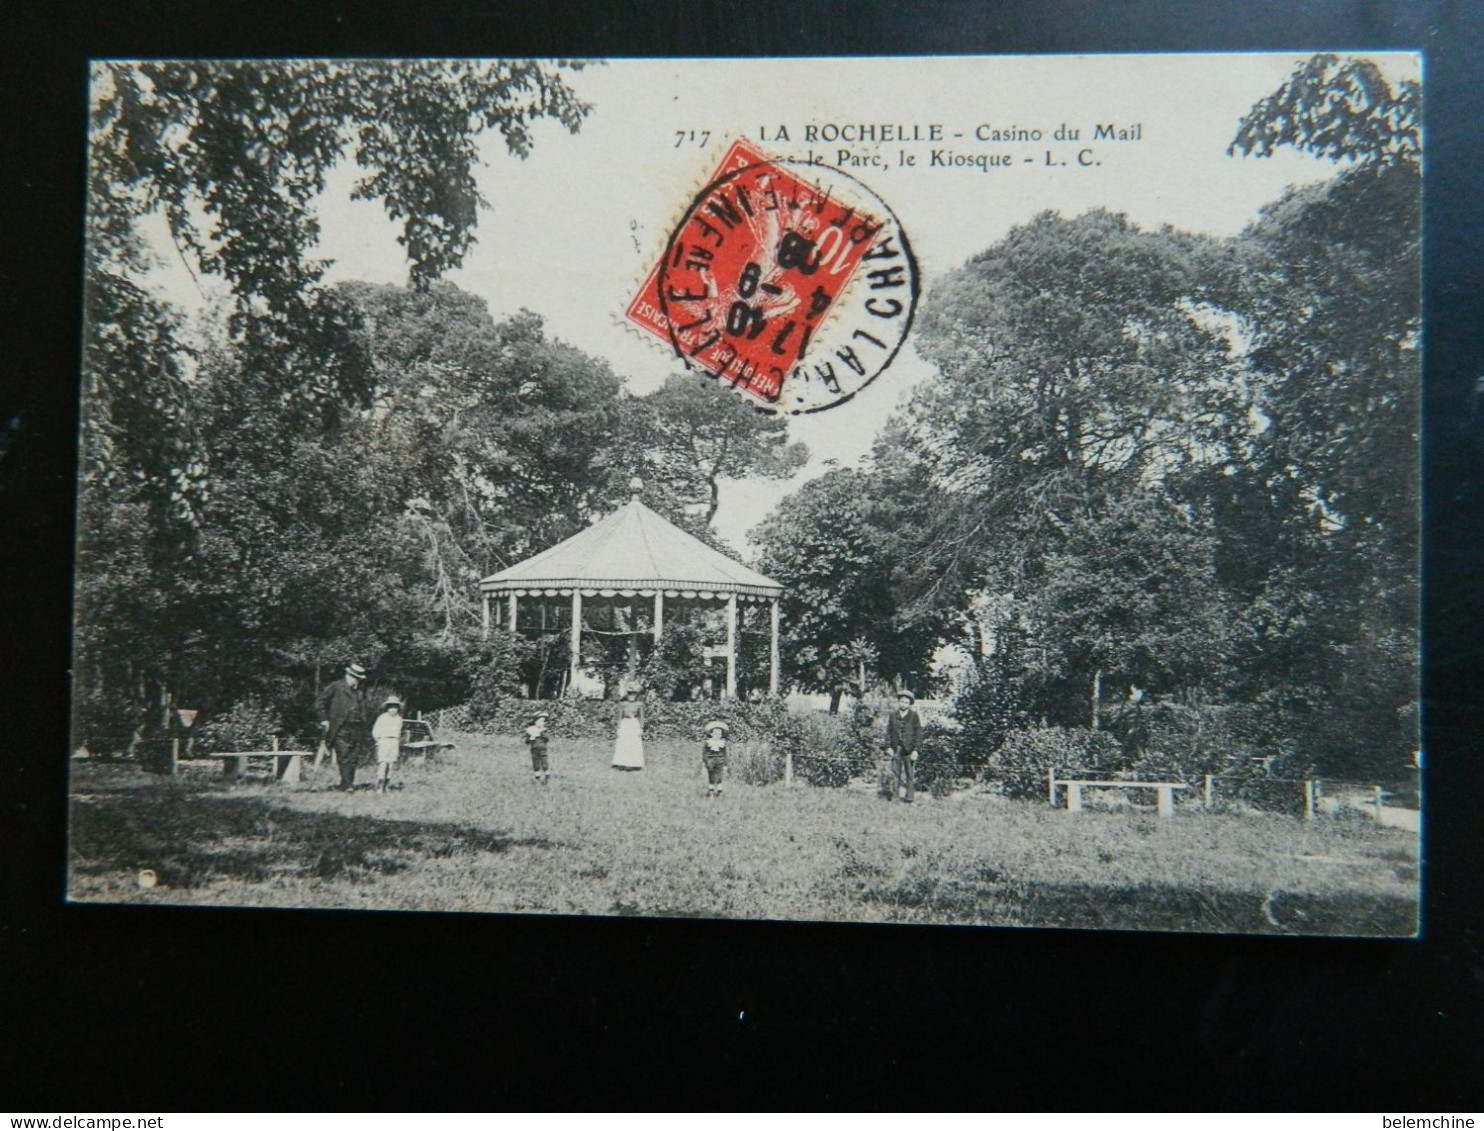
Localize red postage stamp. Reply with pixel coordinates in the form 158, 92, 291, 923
625, 138, 918, 413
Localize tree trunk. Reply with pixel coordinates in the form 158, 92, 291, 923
705, 474, 721, 526
1091, 668, 1102, 730
828, 688, 842, 715
968, 620, 990, 678
535, 638, 553, 700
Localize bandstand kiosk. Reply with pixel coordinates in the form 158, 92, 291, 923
479, 491, 783, 698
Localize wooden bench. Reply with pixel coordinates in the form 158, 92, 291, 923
1049, 770, 1190, 818
195, 749, 317, 783
399, 738, 454, 765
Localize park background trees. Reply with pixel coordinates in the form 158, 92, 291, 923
75, 55, 1420, 786
78, 60, 620, 742
751, 55, 1418, 785
75, 58, 815, 742
78, 60, 589, 743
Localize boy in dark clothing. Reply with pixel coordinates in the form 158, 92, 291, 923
883, 691, 922, 803
524, 713, 551, 785
701, 721, 728, 798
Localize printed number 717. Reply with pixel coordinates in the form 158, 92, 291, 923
675, 130, 711, 148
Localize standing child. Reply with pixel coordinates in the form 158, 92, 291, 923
372, 697, 404, 793
701, 720, 728, 798
524, 713, 551, 785
882, 691, 922, 803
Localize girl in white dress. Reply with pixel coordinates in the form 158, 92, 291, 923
611, 689, 645, 771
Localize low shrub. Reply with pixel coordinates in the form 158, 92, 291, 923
642, 698, 790, 742
791, 709, 959, 794
789, 709, 868, 788
1205, 750, 1318, 816
949, 668, 1030, 765
465, 630, 538, 724
983, 726, 1127, 800
1125, 748, 1193, 785
730, 741, 785, 786
1215, 774, 1309, 817
470, 697, 610, 741
70, 687, 146, 757
464, 695, 808, 746
193, 697, 285, 754
1111, 701, 1270, 785
911, 723, 964, 796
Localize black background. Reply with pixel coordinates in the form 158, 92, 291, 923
4, 0, 1481, 1111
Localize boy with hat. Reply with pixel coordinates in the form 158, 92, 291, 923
372, 696, 404, 793
524, 712, 551, 785
701, 720, 729, 797
882, 691, 922, 803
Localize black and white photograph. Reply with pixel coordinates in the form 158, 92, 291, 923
68, 52, 1422, 936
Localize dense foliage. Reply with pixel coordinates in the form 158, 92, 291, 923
622, 375, 807, 528
77, 56, 1419, 794
754, 469, 925, 708
74, 60, 802, 746
755, 54, 1419, 784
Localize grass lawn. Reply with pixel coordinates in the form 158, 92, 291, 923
67, 733, 1420, 934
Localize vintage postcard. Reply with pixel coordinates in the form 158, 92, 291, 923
71, 54, 1420, 934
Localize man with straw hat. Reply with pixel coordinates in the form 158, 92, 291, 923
317, 662, 370, 791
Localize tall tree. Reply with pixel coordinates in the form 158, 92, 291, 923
75, 61, 592, 735
343, 283, 626, 583
752, 469, 937, 710
1221, 53, 1421, 776
83, 59, 590, 525
888, 210, 1247, 719
76, 286, 634, 734
1227, 53, 1419, 577
1229, 53, 1419, 169
900, 210, 1243, 599
623, 375, 808, 527
1019, 492, 1234, 722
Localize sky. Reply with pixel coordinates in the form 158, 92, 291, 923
136, 53, 1419, 553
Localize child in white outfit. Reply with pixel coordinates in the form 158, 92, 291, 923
372, 698, 404, 792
